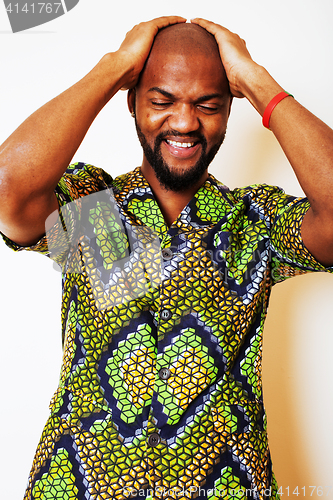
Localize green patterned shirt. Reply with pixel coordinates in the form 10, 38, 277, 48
3, 163, 330, 500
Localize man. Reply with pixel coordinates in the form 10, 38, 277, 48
0, 15, 332, 500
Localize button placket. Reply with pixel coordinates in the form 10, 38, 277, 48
162, 248, 173, 261
147, 432, 160, 447
160, 309, 172, 321
158, 367, 171, 380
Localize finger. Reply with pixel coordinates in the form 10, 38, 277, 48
150, 15, 187, 31
190, 18, 229, 36
190, 18, 217, 29
126, 16, 186, 39
190, 17, 213, 25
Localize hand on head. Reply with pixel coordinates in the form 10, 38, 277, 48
126, 19, 233, 197
190, 18, 255, 98
117, 16, 186, 90
116, 16, 257, 98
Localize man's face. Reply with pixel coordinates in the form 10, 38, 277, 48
129, 48, 231, 192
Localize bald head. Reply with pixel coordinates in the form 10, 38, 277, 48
128, 22, 232, 193
138, 23, 227, 88
153, 23, 221, 59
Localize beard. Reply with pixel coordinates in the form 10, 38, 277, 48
135, 122, 225, 192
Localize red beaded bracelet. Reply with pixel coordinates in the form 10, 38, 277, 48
262, 91, 294, 129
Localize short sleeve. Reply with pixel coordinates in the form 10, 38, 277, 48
0, 163, 113, 261
231, 184, 333, 285
267, 191, 333, 282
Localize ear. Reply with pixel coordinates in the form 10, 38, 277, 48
127, 88, 136, 116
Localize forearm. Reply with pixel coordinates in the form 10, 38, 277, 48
0, 52, 128, 203
0, 52, 131, 245
0, 16, 187, 246
240, 64, 333, 214
191, 18, 333, 216
191, 18, 333, 265
240, 65, 333, 265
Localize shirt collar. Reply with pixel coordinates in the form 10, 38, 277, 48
114, 166, 230, 238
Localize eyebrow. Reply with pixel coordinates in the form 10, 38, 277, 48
147, 87, 224, 103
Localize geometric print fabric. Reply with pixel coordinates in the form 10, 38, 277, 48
105, 324, 219, 425
2, 164, 331, 500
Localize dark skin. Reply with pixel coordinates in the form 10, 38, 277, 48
128, 24, 232, 226
130, 20, 333, 265
190, 19, 333, 267
0, 16, 333, 265
0, 16, 187, 246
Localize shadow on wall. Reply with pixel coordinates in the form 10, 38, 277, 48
214, 100, 304, 195
263, 273, 333, 494
217, 106, 333, 494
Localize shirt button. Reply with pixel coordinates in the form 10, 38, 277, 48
162, 248, 173, 260
161, 309, 172, 321
147, 432, 160, 447
159, 368, 171, 380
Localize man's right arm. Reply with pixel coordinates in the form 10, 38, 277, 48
0, 16, 186, 247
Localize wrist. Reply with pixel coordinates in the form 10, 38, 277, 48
94, 52, 134, 102
236, 64, 284, 115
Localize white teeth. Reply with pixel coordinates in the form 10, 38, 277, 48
167, 140, 195, 148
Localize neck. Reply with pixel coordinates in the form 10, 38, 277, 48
141, 160, 208, 227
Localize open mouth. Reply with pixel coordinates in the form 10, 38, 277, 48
166, 139, 197, 148
163, 138, 201, 158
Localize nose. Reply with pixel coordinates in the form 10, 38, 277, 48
167, 103, 200, 133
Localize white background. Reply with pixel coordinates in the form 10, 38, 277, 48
0, 0, 333, 498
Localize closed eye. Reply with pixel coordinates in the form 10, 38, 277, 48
197, 104, 220, 114
151, 101, 172, 107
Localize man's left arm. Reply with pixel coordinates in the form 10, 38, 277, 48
192, 18, 333, 267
